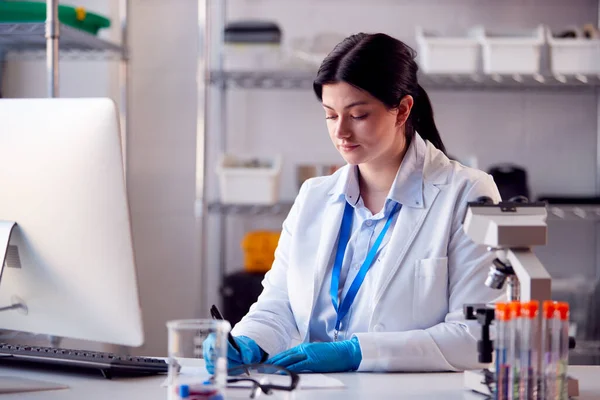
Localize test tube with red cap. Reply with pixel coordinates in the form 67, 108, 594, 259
495, 302, 511, 400
508, 301, 521, 400
555, 302, 570, 400
542, 300, 558, 400
519, 301, 539, 400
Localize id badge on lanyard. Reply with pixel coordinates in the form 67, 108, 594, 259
330, 201, 400, 341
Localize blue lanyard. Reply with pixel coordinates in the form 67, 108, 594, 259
330, 201, 400, 338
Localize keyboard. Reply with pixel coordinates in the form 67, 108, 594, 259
0, 343, 168, 379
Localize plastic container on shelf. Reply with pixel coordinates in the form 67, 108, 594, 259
241, 230, 280, 273
288, 32, 346, 69
223, 20, 282, 71
216, 154, 282, 205
223, 44, 282, 71
547, 26, 600, 75
0, 1, 111, 35
414, 26, 480, 75
475, 25, 545, 75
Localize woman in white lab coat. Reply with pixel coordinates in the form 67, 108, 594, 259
205, 32, 502, 373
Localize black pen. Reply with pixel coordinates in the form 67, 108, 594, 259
210, 304, 242, 353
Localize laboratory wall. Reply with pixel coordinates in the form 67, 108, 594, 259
204, 0, 600, 325
2, 0, 599, 356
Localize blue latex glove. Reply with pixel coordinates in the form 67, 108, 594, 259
265, 337, 362, 373
203, 334, 266, 374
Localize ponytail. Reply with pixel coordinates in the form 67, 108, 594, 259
410, 84, 446, 154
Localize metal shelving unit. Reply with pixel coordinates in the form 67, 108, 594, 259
211, 70, 600, 91
0, 22, 123, 54
547, 205, 600, 222
0, 1, 129, 159
197, 0, 600, 311
208, 202, 293, 216
207, 201, 600, 220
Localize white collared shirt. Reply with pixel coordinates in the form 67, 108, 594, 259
309, 165, 402, 342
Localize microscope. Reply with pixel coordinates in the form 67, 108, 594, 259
461, 197, 579, 398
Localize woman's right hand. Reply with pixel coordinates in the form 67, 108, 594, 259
203, 334, 266, 374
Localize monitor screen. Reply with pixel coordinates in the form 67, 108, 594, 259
0, 98, 144, 347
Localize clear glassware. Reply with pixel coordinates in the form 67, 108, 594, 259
166, 319, 231, 400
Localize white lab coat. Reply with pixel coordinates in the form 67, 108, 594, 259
232, 133, 503, 372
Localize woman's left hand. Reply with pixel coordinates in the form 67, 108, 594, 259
265, 337, 362, 373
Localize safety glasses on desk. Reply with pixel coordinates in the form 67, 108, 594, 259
210, 364, 300, 398
481, 368, 496, 399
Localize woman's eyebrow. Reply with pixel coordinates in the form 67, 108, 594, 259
322, 101, 369, 110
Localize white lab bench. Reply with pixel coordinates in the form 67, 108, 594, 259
0, 360, 599, 399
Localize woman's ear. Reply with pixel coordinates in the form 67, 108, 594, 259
396, 95, 414, 127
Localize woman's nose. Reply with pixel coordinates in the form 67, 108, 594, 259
334, 119, 351, 138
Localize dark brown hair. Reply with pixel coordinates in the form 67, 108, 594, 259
313, 33, 446, 154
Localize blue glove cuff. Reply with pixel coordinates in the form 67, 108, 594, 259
235, 336, 267, 364
349, 336, 362, 371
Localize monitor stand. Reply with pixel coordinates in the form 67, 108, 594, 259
0, 220, 27, 314
0, 221, 26, 313
0, 221, 16, 278
0, 222, 65, 394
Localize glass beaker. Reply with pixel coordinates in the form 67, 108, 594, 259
167, 319, 231, 400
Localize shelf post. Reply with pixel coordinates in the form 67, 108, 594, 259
119, 0, 130, 171
596, 0, 600, 282
45, 0, 59, 98
196, 0, 213, 317
215, 0, 228, 310
197, 0, 229, 314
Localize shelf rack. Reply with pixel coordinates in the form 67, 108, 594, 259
547, 205, 600, 222
211, 70, 600, 91
0, 23, 123, 55
208, 201, 600, 221
197, 0, 600, 313
0, 0, 129, 164
208, 202, 294, 216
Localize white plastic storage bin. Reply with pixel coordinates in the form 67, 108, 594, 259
415, 27, 480, 74
216, 154, 282, 205
476, 25, 545, 75
547, 28, 600, 75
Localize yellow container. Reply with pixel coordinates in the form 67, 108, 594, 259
241, 231, 280, 273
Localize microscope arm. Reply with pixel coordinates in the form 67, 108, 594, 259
505, 248, 552, 304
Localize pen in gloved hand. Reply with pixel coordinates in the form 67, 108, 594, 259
210, 304, 242, 353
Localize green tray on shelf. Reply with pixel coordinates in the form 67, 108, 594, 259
0, 1, 111, 35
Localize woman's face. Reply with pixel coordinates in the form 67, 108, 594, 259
321, 82, 413, 167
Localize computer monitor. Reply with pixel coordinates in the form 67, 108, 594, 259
0, 98, 144, 347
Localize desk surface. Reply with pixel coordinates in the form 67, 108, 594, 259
0, 363, 599, 399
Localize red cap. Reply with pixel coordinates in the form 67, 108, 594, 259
509, 301, 522, 318
521, 301, 539, 319
543, 300, 557, 319
495, 303, 510, 321
556, 302, 570, 321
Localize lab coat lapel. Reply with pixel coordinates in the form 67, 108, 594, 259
374, 182, 440, 305
301, 199, 345, 341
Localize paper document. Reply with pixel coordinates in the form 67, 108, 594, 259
298, 374, 345, 389
163, 359, 345, 390
0, 376, 69, 394
162, 370, 345, 390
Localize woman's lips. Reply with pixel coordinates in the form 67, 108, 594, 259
339, 144, 359, 152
